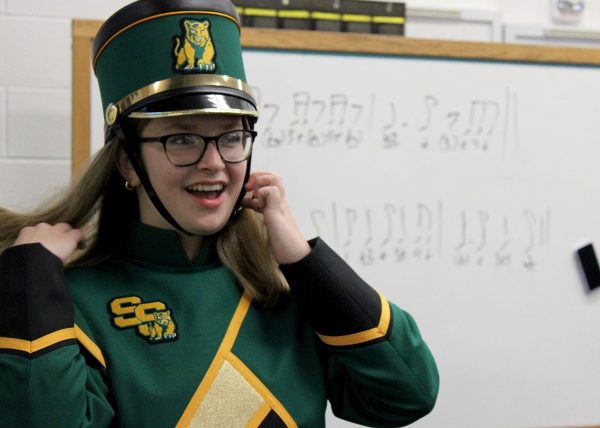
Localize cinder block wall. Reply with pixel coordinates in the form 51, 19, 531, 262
0, 0, 128, 212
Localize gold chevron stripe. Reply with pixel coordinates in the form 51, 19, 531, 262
74, 325, 107, 368
0, 328, 76, 354
317, 293, 391, 346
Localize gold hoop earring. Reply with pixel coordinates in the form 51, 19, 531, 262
124, 180, 135, 191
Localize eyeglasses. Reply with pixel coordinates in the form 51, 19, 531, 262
138, 129, 256, 166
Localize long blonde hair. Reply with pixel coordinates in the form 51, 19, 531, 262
0, 138, 288, 305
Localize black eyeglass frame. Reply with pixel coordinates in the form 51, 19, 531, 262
138, 129, 257, 166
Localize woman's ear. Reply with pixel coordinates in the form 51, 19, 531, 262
115, 147, 140, 187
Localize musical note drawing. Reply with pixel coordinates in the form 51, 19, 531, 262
495, 215, 511, 267
360, 209, 375, 265
475, 210, 489, 265
383, 102, 400, 149
419, 95, 439, 149
311, 100, 326, 124
380, 204, 395, 261
439, 111, 460, 152
453, 210, 469, 266
523, 209, 537, 270
395, 206, 407, 263
290, 92, 310, 126
329, 94, 348, 125
415, 203, 433, 261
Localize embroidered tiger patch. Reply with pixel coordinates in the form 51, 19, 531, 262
145, 310, 177, 342
174, 19, 216, 72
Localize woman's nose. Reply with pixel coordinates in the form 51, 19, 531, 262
196, 141, 224, 170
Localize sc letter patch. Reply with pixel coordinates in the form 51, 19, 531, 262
174, 19, 216, 72
109, 296, 178, 344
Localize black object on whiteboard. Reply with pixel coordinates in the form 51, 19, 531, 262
577, 243, 600, 291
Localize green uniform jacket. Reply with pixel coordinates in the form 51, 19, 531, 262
0, 223, 439, 427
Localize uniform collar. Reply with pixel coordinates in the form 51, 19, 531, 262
123, 222, 219, 268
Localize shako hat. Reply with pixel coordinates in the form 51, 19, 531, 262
92, 0, 257, 235
92, 0, 258, 133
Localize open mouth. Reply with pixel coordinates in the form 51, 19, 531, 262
186, 183, 224, 200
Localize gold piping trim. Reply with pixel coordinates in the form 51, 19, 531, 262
176, 293, 252, 428
111, 74, 255, 121
0, 328, 76, 354
317, 293, 391, 347
129, 107, 258, 119
93, 10, 240, 69
373, 16, 405, 24
341, 13, 371, 23
246, 402, 271, 428
228, 352, 298, 428
243, 7, 277, 17
74, 325, 107, 368
0, 337, 30, 353
278, 10, 310, 19
311, 12, 341, 20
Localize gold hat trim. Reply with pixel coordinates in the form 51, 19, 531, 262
129, 107, 259, 119
109, 74, 256, 122
93, 10, 240, 69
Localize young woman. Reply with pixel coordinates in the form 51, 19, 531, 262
0, 0, 439, 426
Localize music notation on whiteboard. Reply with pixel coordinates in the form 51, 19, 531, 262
309, 202, 551, 270
253, 87, 521, 157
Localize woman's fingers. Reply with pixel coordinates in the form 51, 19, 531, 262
244, 171, 310, 264
245, 171, 285, 212
12, 222, 84, 263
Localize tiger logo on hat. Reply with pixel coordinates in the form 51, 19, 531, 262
174, 19, 216, 72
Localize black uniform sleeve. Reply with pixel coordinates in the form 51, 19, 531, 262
0, 244, 74, 354
280, 238, 439, 427
0, 244, 114, 427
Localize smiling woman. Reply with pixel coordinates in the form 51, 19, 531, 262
0, 0, 438, 426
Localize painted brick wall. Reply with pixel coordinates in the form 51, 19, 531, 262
0, 0, 128, 212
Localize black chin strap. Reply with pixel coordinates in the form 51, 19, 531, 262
228, 154, 251, 222
114, 125, 192, 236
227, 115, 255, 223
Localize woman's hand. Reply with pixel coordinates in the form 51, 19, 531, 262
243, 171, 310, 264
12, 222, 84, 263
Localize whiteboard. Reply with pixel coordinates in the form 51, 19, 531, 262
243, 49, 600, 428
89, 47, 600, 427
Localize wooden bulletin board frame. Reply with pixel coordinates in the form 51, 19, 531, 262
72, 19, 600, 176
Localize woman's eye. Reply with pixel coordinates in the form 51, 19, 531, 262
168, 135, 198, 147
221, 133, 243, 145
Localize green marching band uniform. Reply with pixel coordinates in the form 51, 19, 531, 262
0, 0, 439, 427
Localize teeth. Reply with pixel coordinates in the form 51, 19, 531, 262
187, 183, 223, 192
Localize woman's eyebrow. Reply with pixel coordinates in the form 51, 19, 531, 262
213, 118, 244, 131
161, 117, 242, 133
